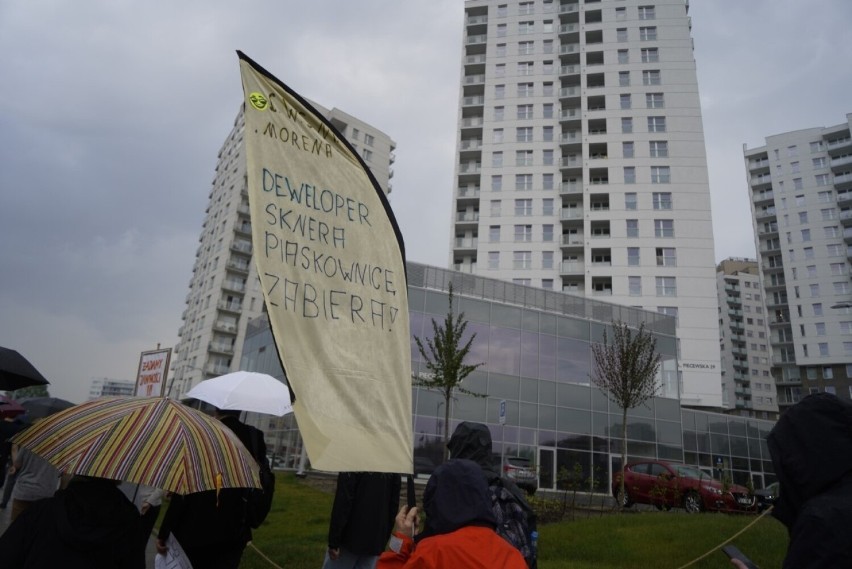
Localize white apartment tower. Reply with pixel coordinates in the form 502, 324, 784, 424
450, 0, 721, 406
744, 113, 852, 408
716, 258, 779, 419
170, 104, 396, 399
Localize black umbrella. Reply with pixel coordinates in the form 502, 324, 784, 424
0, 347, 50, 391
19, 396, 75, 422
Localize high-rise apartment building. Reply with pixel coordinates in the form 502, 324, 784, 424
88, 377, 135, 399
716, 258, 778, 419
744, 113, 852, 408
450, 0, 721, 406
169, 104, 396, 399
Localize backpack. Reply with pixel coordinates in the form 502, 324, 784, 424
490, 478, 537, 569
245, 431, 275, 528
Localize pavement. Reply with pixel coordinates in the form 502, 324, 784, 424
0, 498, 160, 568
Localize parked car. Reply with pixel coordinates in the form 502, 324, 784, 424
754, 481, 780, 512
612, 460, 755, 514
503, 456, 538, 494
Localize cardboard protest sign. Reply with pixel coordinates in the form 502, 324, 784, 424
238, 52, 412, 473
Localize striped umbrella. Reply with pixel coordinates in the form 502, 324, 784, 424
11, 396, 261, 495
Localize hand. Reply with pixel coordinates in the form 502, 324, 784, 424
140, 502, 151, 516
156, 539, 168, 555
393, 505, 420, 538
328, 547, 340, 561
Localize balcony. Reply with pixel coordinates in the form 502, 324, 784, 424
560, 208, 583, 220
463, 74, 486, 86
560, 261, 584, 275
208, 342, 235, 355
560, 156, 581, 168
222, 280, 246, 293
455, 211, 480, 224
559, 108, 580, 121
453, 237, 478, 250
230, 241, 253, 255
218, 300, 243, 313
226, 260, 250, 274
559, 64, 579, 76
460, 116, 484, 129
561, 234, 584, 249
560, 131, 580, 144
466, 34, 486, 45
827, 136, 852, 152
459, 139, 483, 151
462, 96, 485, 107
457, 186, 481, 201
559, 3, 579, 14
559, 86, 580, 98
560, 181, 581, 195
466, 15, 487, 26
213, 321, 238, 334
559, 43, 580, 55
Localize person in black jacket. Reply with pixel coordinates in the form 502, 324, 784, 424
323, 471, 400, 569
447, 421, 538, 569
157, 407, 267, 569
761, 393, 852, 568
0, 475, 143, 569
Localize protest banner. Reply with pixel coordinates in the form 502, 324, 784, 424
135, 348, 171, 397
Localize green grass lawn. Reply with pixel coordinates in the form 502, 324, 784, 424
202, 473, 789, 569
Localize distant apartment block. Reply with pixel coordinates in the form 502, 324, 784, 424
449, 0, 721, 406
717, 259, 779, 419
169, 104, 395, 399
744, 113, 852, 408
89, 377, 135, 399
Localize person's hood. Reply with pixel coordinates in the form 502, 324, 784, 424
54, 477, 139, 549
446, 421, 498, 476
767, 393, 852, 529
417, 458, 496, 542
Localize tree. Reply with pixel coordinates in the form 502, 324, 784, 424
590, 321, 661, 508
10, 384, 49, 399
414, 283, 485, 462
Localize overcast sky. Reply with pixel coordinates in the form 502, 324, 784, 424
1, 0, 850, 403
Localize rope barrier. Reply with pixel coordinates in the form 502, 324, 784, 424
249, 541, 286, 569
674, 506, 774, 569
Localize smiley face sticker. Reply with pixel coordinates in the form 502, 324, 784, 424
249, 92, 268, 111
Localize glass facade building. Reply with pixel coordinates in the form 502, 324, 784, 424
240, 262, 777, 492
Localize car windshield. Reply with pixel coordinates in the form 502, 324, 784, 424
507, 457, 530, 467
673, 465, 713, 480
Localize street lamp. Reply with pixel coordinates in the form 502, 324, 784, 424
436, 401, 444, 435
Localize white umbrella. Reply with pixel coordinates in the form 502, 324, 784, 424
186, 371, 293, 416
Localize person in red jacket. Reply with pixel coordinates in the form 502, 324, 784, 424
379, 459, 527, 569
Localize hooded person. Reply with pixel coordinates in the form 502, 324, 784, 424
447, 421, 538, 567
766, 392, 852, 568
0, 475, 144, 569
378, 458, 526, 569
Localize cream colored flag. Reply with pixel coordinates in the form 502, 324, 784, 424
238, 52, 412, 473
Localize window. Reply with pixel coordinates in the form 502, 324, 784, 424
656, 277, 677, 297
542, 20, 554, 33
542, 251, 554, 269
518, 1, 534, 15
810, 283, 821, 297
518, 41, 534, 55
627, 247, 640, 266
517, 83, 534, 97
794, 178, 804, 190
513, 251, 532, 269
542, 60, 554, 74
813, 157, 827, 168
516, 104, 534, 120
642, 70, 661, 85
516, 150, 533, 166
801, 229, 812, 242
819, 343, 830, 356
649, 140, 668, 157
515, 174, 533, 191
542, 224, 554, 242
835, 281, 851, 295
496, 43, 507, 57
542, 199, 554, 216
831, 262, 847, 275
542, 279, 553, 290
516, 127, 533, 142
513, 279, 531, 286
795, 194, 806, 207
489, 226, 500, 242
638, 5, 656, 19
514, 225, 532, 242
362, 148, 373, 161
542, 173, 554, 190
495, 84, 505, 98
517, 61, 534, 76
657, 306, 679, 324
542, 149, 554, 165
492, 151, 503, 167
825, 225, 839, 238
625, 192, 637, 210
641, 47, 659, 62
493, 128, 504, 143
791, 161, 800, 174
816, 322, 827, 336
624, 167, 636, 184
542, 103, 554, 119
623, 141, 635, 158
619, 72, 630, 87
626, 219, 639, 237
617, 28, 628, 42
810, 140, 824, 153
542, 40, 553, 54
495, 63, 506, 77
542, 82, 554, 96
828, 243, 844, 257
639, 26, 657, 41
799, 211, 809, 224
518, 21, 535, 34
616, 6, 627, 20
629, 276, 642, 296
351, 128, 360, 140
656, 247, 676, 266
653, 192, 672, 209
491, 175, 502, 191
488, 251, 499, 269
617, 49, 629, 64
542, 126, 554, 142
497, 4, 507, 17
841, 321, 852, 334
651, 166, 671, 184
621, 117, 633, 134
514, 198, 533, 216
493, 106, 504, 121
363, 134, 374, 147
490, 200, 501, 216
648, 116, 666, 132
646, 92, 664, 108
655, 219, 674, 237
788, 145, 798, 157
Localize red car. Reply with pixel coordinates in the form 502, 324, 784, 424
612, 460, 755, 513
